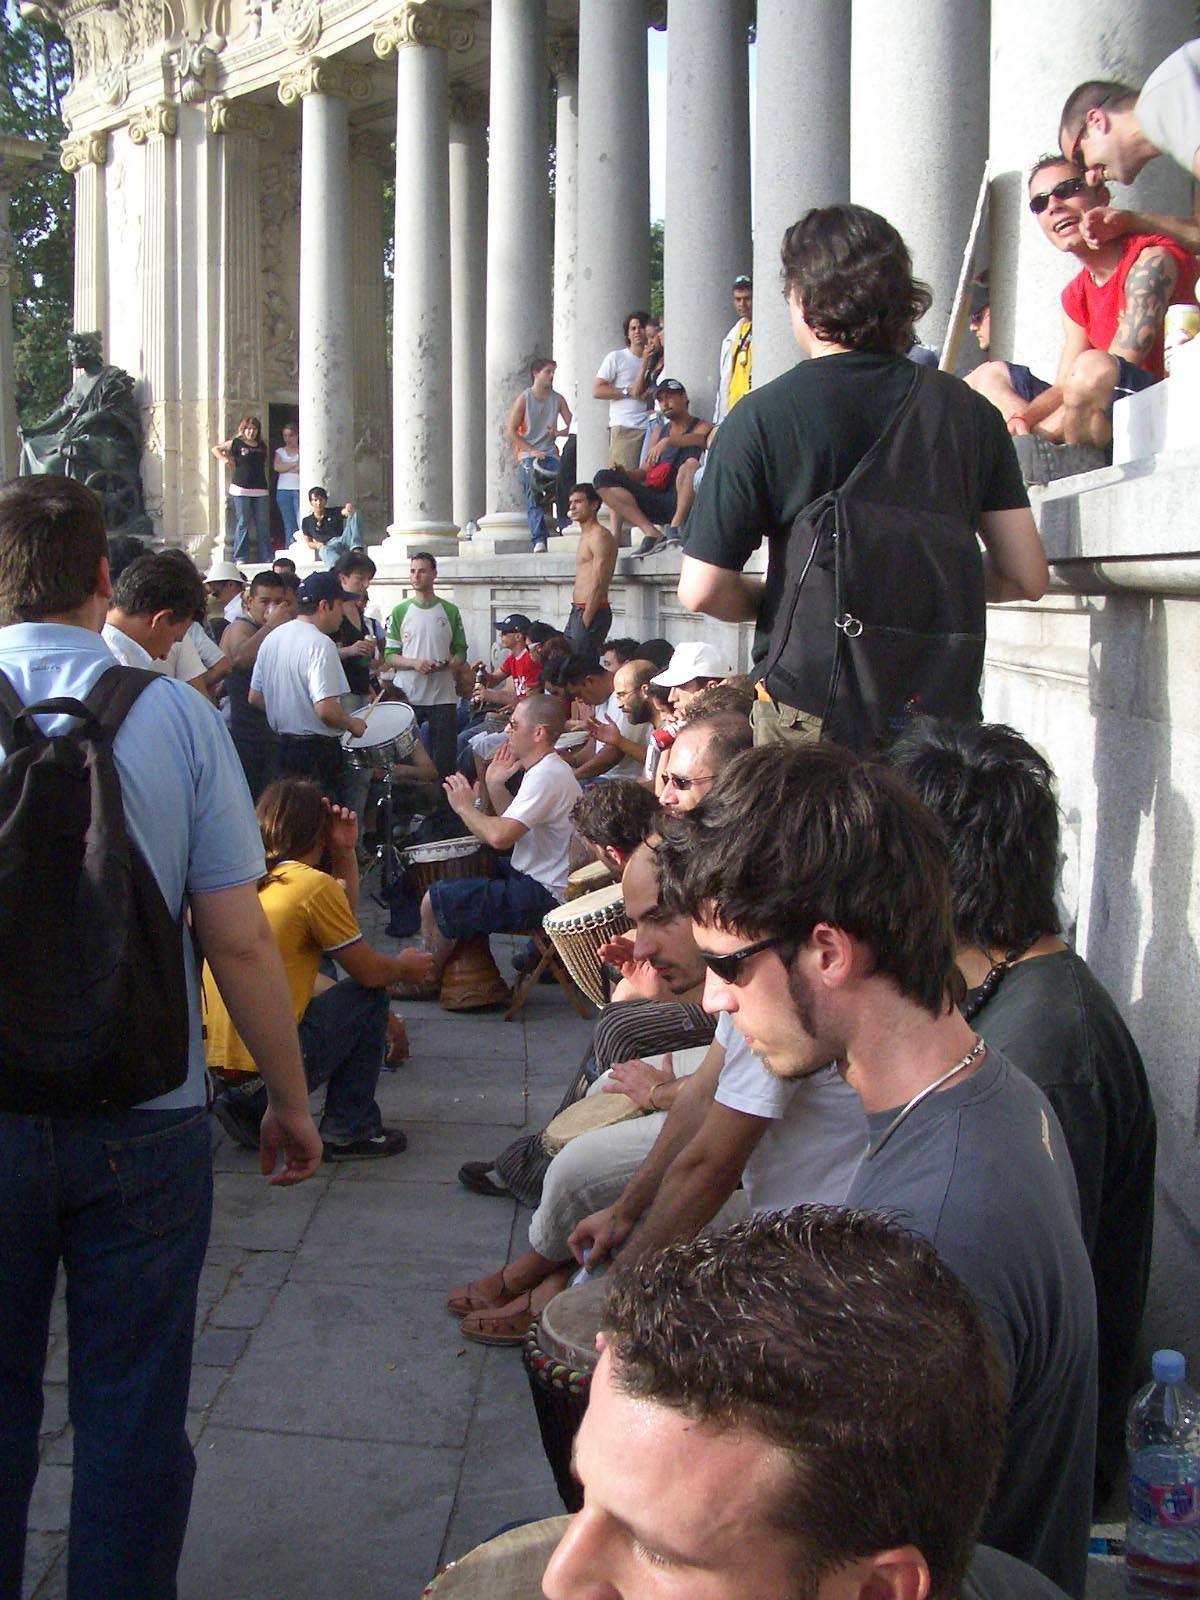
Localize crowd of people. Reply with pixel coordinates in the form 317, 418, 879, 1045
3, 38, 1197, 1600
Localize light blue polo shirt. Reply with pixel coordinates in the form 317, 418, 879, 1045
0, 622, 265, 1109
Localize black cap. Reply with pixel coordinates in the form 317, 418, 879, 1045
296, 571, 353, 606
657, 377, 686, 394
732, 274, 752, 289
496, 613, 532, 633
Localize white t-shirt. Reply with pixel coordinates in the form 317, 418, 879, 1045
596, 347, 649, 430
274, 446, 300, 491
224, 592, 247, 624
713, 1014, 868, 1213
1138, 41, 1200, 175
102, 621, 206, 684
385, 596, 462, 707
506, 751, 582, 898
250, 616, 349, 737
187, 620, 225, 671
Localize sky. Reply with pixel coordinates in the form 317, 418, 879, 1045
647, 29, 757, 222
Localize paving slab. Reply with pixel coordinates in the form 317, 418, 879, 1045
206, 1171, 331, 1253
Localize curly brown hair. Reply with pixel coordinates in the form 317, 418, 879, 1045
780, 204, 932, 354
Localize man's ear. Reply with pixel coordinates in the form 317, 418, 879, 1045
835, 1546, 931, 1600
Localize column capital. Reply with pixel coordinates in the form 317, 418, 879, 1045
447, 82, 487, 124
60, 131, 109, 173
127, 101, 179, 144
209, 95, 276, 140
373, 3, 476, 59
547, 33, 578, 80
277, 56, 372, 107
647, 0, 667, 29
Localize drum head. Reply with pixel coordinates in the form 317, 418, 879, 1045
536, 1278, 609, 1372
555, 730, 589, 751
404, 837, 485, 866
343, 701, 416, 750
542, 1091, 643, 1154
543, 881, 625, 930
425, 1516, 570, 1598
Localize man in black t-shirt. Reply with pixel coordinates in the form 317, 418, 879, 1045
679, 204, 1048, 746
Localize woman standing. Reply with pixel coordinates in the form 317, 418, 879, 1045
212, 415, 271, 562
273, 421, 301, 543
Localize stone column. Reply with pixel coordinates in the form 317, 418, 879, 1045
376, 5, 474, 552
663, 1, 750, 422
850, 1, 989, 357
349, 129, 391, 540
128, 101, 180, 543
278, 58, 370, 506
480, 0, 551, 542
989, 1, 1195, 370
0, 137, 46, 480
60, 132, 108, 344
549, 34, 579, 410
448, 85, 488, 534
576, 0, 650, 478
752, 0, 850, 386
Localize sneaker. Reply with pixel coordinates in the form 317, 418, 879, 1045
532, 539, 548, 553
661, 525, 683, 546
458, 1160, 512, 1198
631, 534, 665, 557
511, 939, 541, 974
322, 1127, 408, 1162
211, 1091, 263, 1151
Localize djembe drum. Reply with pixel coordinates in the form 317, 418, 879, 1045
402, 838, 511, 1011
421, 1516, 570, 1598
542, 883, 630, 1010
522, 1278, 609, 1511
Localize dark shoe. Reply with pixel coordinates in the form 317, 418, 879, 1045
323, 1127, 408, 1162
511, 939, 540, 974
212, 1091, 263, 1151
631, 533, 665, 557
458, 1160, 511, 1199
661, 525, 683, 546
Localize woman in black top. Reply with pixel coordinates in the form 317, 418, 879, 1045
212, 415, 272, 563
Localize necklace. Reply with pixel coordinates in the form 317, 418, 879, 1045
865, 1035, 986, 1160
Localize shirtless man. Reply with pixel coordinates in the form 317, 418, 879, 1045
563, 482, 617, 655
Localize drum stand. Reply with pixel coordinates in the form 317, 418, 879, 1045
364, 774, 433, 904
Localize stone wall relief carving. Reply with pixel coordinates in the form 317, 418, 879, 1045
275, 0, 323, 55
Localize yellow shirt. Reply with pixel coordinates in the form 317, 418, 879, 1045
202, 860, 361, 1075
726, 319, 752, 411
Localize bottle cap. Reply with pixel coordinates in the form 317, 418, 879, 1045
1152, 1349, 1186, 1385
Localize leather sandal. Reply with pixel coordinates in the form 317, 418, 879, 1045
458, 1291, 537, 1346
446, 1267, 515, 1318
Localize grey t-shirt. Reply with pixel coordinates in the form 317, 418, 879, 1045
961, 1544, 1073, 1599
1138, 40, 1200, 175
846, 1052, 1097, 1600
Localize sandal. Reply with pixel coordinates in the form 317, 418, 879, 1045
446, 1267, 516, 1318
458, 1291, 537, 1346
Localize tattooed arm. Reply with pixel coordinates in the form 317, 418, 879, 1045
1110, 246, 1179, 368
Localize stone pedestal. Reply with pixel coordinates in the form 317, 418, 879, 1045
550, 36, 579, 409
752, 0, 850, 387
575, 0, 650, 479
448, 86, 488, 534
481, 0, 551, 540
0, 137, 47, 480
663, 0, 750, 421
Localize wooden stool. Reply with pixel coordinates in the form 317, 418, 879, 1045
504, 930, 589, 1022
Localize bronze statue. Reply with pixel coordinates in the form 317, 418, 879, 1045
19, 331, 150, 537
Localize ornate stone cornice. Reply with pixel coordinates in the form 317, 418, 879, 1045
127, 100, 178, 144
373, 3, 476, 58
446, 82, 487, 124
277, 56, 372, 106
547, 34, 577, 80
60, 131, 109, 171
167, 38, 220, 105
209, 96, 275, 141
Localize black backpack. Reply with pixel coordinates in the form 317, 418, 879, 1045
0, 664, 190, 1115
758, 367, 989, 753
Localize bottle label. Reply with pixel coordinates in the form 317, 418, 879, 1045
1130, 1472, 1200, 1528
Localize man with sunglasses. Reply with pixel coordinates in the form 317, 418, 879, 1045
1059, 47, 1200, 256
654, 740, 1097, 1599
966, 155, 1195, 480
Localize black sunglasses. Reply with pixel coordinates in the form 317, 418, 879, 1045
701, 935, 786, 984
662, 770, 711, 792
1029, 176, 1087, 215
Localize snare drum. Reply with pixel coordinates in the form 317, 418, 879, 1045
403, 838, 511, 1012
522, 1278, 609, 1512
542, 883, 630, 1010
342, 701, 419, 770
422, 1516, 570, 1598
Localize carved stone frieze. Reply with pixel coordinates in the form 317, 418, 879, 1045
275, 0, 323, 55
547, 34, 577, 80
373, 3, 476, 59
209, 96, 276, 140
128, 101, 179, 144
60, 131, 109, 172
446, 82, 486, 124
277, 56, 372, 106
167, 38, 219, 104
32, 0, 163, 109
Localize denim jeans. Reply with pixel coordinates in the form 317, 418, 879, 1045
518, 455, 558, 547
317, 511, 364, 569
0, 1106, 212, 1600
230, 494, 272, 563
275, 487, 300, 540
415, 702, 458, 780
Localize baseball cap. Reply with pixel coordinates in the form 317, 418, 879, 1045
496, 613, 532, 633
732, 274, 752, 289
651, 640, 729, 688
296, 570, 352, 606
656, 377, 686, 395
205, 561, 244, 584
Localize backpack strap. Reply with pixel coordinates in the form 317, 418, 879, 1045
0, 669, 26, 748
81, 664, 163, 741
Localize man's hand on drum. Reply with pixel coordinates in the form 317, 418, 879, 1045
568, 1205, 633, 1270
604, 1051, 675, 1111
442, 771, 476, 817
346, 715, 368, 740
322, 799, 358, 857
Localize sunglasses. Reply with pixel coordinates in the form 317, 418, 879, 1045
1029, 176, 1087, 215
1067, 94, 1113, 167
701, 935, 786, 984
662, 770, 712, 793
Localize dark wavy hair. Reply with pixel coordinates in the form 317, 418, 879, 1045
780, 204, 932, 354
605, 1209, 1009, 1600
657, 741, 957, 1016
887, 718, 1061, 952
255, 777, 326, 883
571, 779, 660, 857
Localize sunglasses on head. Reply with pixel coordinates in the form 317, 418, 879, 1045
701, 935, 786, 984
1029, 175, 1087, 215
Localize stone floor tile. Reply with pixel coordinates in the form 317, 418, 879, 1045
186, 1364, 227, 1412
205, 1284, 278, 1330
192, 1327, 251, 1368
390, 1056, 528, 1128
206, 1171, 329, 1254
26, 1465, 71, 1534
235, 1250, 294, 1289
20, 1533, 64, 1600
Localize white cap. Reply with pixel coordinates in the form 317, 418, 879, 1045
651, 640, 729, 688
205, 561, 245, 584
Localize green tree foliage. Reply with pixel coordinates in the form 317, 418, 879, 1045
649, 219, 663, 320
0, 0, 73, 426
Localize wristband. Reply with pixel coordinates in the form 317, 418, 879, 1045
649, 1081, 664, 1111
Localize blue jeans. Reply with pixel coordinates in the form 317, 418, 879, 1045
317, 511, 364, 569
231, 495, 271, 563
275, 488, 301, 539
518, 455, 558, 547
0, 1106, 212, 1600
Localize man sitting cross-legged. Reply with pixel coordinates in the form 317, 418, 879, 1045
967, 154, 1195, 481
594, 379, 713, 558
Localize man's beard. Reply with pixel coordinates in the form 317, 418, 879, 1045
624, 696, 650, 726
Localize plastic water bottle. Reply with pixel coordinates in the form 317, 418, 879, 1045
1125, 1350, 1200, 1597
